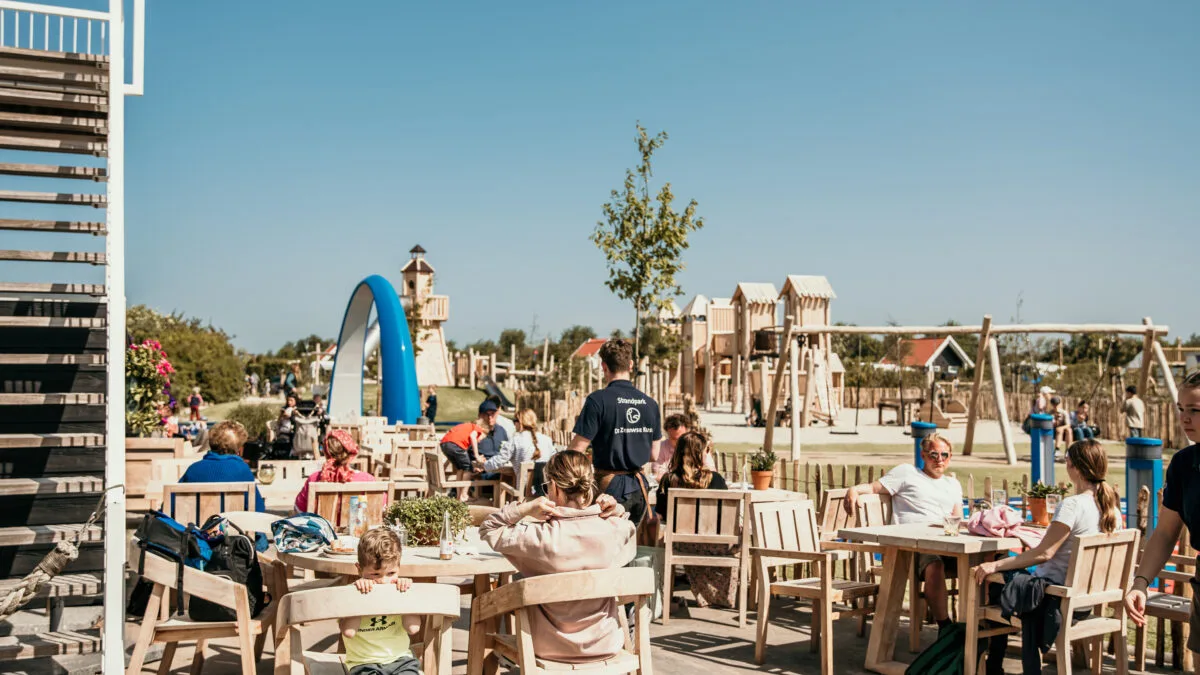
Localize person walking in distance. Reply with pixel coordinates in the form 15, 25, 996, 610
1124, 385, 1146, 437
568, 338, 661, 526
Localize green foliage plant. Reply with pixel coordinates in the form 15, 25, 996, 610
1017, 482, 1069, 499
750, 447, 778, 472
383, 496, 471, 546
126, 339, 174, 437
226, 403, 279, 441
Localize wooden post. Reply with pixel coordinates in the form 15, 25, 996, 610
764, 315, 796, 454
542, 338, 550, 371
963, 315, 993, 456
1153, 339, 1184, 443
800, 347, 817, 429
1139, 317, 1155, 398
549, 353, 555, 375
703, 345, 713, 411
758, 360, 769, 425
489, 353, 496, 383
790, 334, 801, 461
987, 338, 1017, 465
587, 364, 594, 392
468, 349, 477, 390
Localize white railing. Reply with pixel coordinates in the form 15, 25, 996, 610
0, 0, 144, 95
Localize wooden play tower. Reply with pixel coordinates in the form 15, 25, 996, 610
399, 245, 453, 387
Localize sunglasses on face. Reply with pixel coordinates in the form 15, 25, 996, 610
540, 482, 551, 495
926, 451, 951, 460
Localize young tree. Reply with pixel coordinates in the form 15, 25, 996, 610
592, 123, 704, 366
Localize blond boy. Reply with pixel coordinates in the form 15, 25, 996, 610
339, 529, 422, 675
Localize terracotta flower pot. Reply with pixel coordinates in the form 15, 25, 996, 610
1028, 497, 1051, 526
751, 470, 775, 491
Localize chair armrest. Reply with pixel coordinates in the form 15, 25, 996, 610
750, 547, 829, 564
1158, 570, 1193, 584
983, 572, 1005, 584
1044, 585, 1075, 598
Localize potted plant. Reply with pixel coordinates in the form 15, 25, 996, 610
383, 496, 471, 546
125, 339, 174, 437
1018, 482, 1069, 526
749, 448, 778, 491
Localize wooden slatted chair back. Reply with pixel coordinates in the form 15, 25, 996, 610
389, 440, 439, 478
663, 488, 749, 547
390, 424, 438, 441
751, 499, 821, 555
162, 482, 255, 526
306, 481, 390, 531
424, 451, 450, 492
257, 460, 322, 482
1062, 529, 1140, 603
150, 458, 193, 484
818, 488, 853, 540
855, 492, 893, 527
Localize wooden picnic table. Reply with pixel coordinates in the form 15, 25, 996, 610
838, 523, 1019, 675
877, 398, 925, 426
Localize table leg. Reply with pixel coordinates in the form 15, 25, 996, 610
959, 553, 978, 675
864, 546, 912, 675
475, 573, 500, 675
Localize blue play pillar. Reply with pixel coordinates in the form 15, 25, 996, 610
1029, 413, 1055, 486
912, 421, 939, 470
1126, 437, 1164, 531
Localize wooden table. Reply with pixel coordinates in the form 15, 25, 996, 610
877, 398, 924, 426
277, 537, 517, 675
839, 523, 1019, 675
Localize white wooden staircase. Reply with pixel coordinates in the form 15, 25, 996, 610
0, 42, 110, 669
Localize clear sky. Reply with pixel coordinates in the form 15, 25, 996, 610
10, 1, 1197, 352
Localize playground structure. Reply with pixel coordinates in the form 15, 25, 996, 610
681, 275, 845, 424
879, 336, 976, 429
327, 275, 422, 425
757, 317, 1181, 466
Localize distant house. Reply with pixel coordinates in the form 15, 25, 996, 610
879, 336, 975, 377
570, 337, 608, 369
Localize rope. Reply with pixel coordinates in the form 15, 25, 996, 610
0, 484, 122, 620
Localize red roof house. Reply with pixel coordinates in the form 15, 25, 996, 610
879, 336, 974, 372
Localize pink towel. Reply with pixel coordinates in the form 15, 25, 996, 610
967, 506, 1044, 549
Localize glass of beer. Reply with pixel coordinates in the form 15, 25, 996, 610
943, 512, 962, 537
257, 463, 276, 485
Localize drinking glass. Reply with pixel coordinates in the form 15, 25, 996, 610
943, 513, 962, 537
257, 464, 276, 485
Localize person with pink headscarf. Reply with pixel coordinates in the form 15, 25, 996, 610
294, 429, 376, 513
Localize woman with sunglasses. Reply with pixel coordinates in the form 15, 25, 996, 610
1126, 372, 1200, 660
845, 433, 963, 634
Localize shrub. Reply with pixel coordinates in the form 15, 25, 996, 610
383, 496, 471, 546
126, 339, 175, 437
225, 403, 278, 441
127, 305, 242, 403
750, 447, 778, 472
1017, 482, 1069, 499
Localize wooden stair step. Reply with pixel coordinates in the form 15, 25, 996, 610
0, 282, 104, 295
0, 64, 108, 91
0, 523, 102, 547
0, 572, 101, 600
0, 46, 109, 66
0, 128, 106, 155
0, 110, 107, 136
0, 164, 106, 181
0, 476, 103, 496
0, 393, 105, 405
0, 628, 101, 659
0, 218, 105, 234
0, 316, 105, 328
0, 250, 106, 264
0, 433, 104, 450
0, 191, 105, 207
0, 85, 106, 113
0, 354, 105, 366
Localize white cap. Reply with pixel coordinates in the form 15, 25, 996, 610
1039, 386, 1054, 395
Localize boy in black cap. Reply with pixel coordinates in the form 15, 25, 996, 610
567, 338, 661, 525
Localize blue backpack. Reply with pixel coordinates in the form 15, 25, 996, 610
271, 513, 336, 553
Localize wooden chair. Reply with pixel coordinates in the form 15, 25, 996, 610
750, 499, 880, 671
162, 482, 256, 526
661, 487, 753, 627
467, 568, 654, 675
497, 461, 535, 505
274, 582, 460, 675
977, 529, 1140, 675
1133, 528, 1194, 672
126, 538, 276, 675
146, 459, 196, 511
391, 423, 438, 441
391, 478, 429, 501
306, 481, 390, 532
423, 452, 502, 507
381, 439, 439, 479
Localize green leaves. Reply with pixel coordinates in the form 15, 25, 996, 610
593, 123, 704, 362
383, 496, 471, 546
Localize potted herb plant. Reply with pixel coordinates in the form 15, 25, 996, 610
383, 495, 471, 546
749, 448, 778, 491
1018, 481, 1069, 526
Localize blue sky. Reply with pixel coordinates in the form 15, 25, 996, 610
7, 1, 1197, 352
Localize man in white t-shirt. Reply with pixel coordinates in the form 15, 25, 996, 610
845, 434, 964, 633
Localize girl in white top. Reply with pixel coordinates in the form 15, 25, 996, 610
479, 408, 556, 473
972, 439, 1121, 674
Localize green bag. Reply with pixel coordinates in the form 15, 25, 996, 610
905, 623, 964, 675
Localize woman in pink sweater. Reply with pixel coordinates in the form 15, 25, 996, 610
293, 429, 375, 513
480, 451, 637, 663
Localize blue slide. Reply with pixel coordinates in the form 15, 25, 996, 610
326, 275, 421, 424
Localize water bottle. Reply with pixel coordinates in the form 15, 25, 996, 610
439, 510, 453, 560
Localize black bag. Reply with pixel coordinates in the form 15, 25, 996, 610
906, 623, 965, 675
131, 510, 213, 616
187, 515, 268, 622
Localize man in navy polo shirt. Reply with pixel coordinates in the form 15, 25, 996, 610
568, 338, 661, 524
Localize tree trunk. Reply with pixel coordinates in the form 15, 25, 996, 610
633, 305, 642, 375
